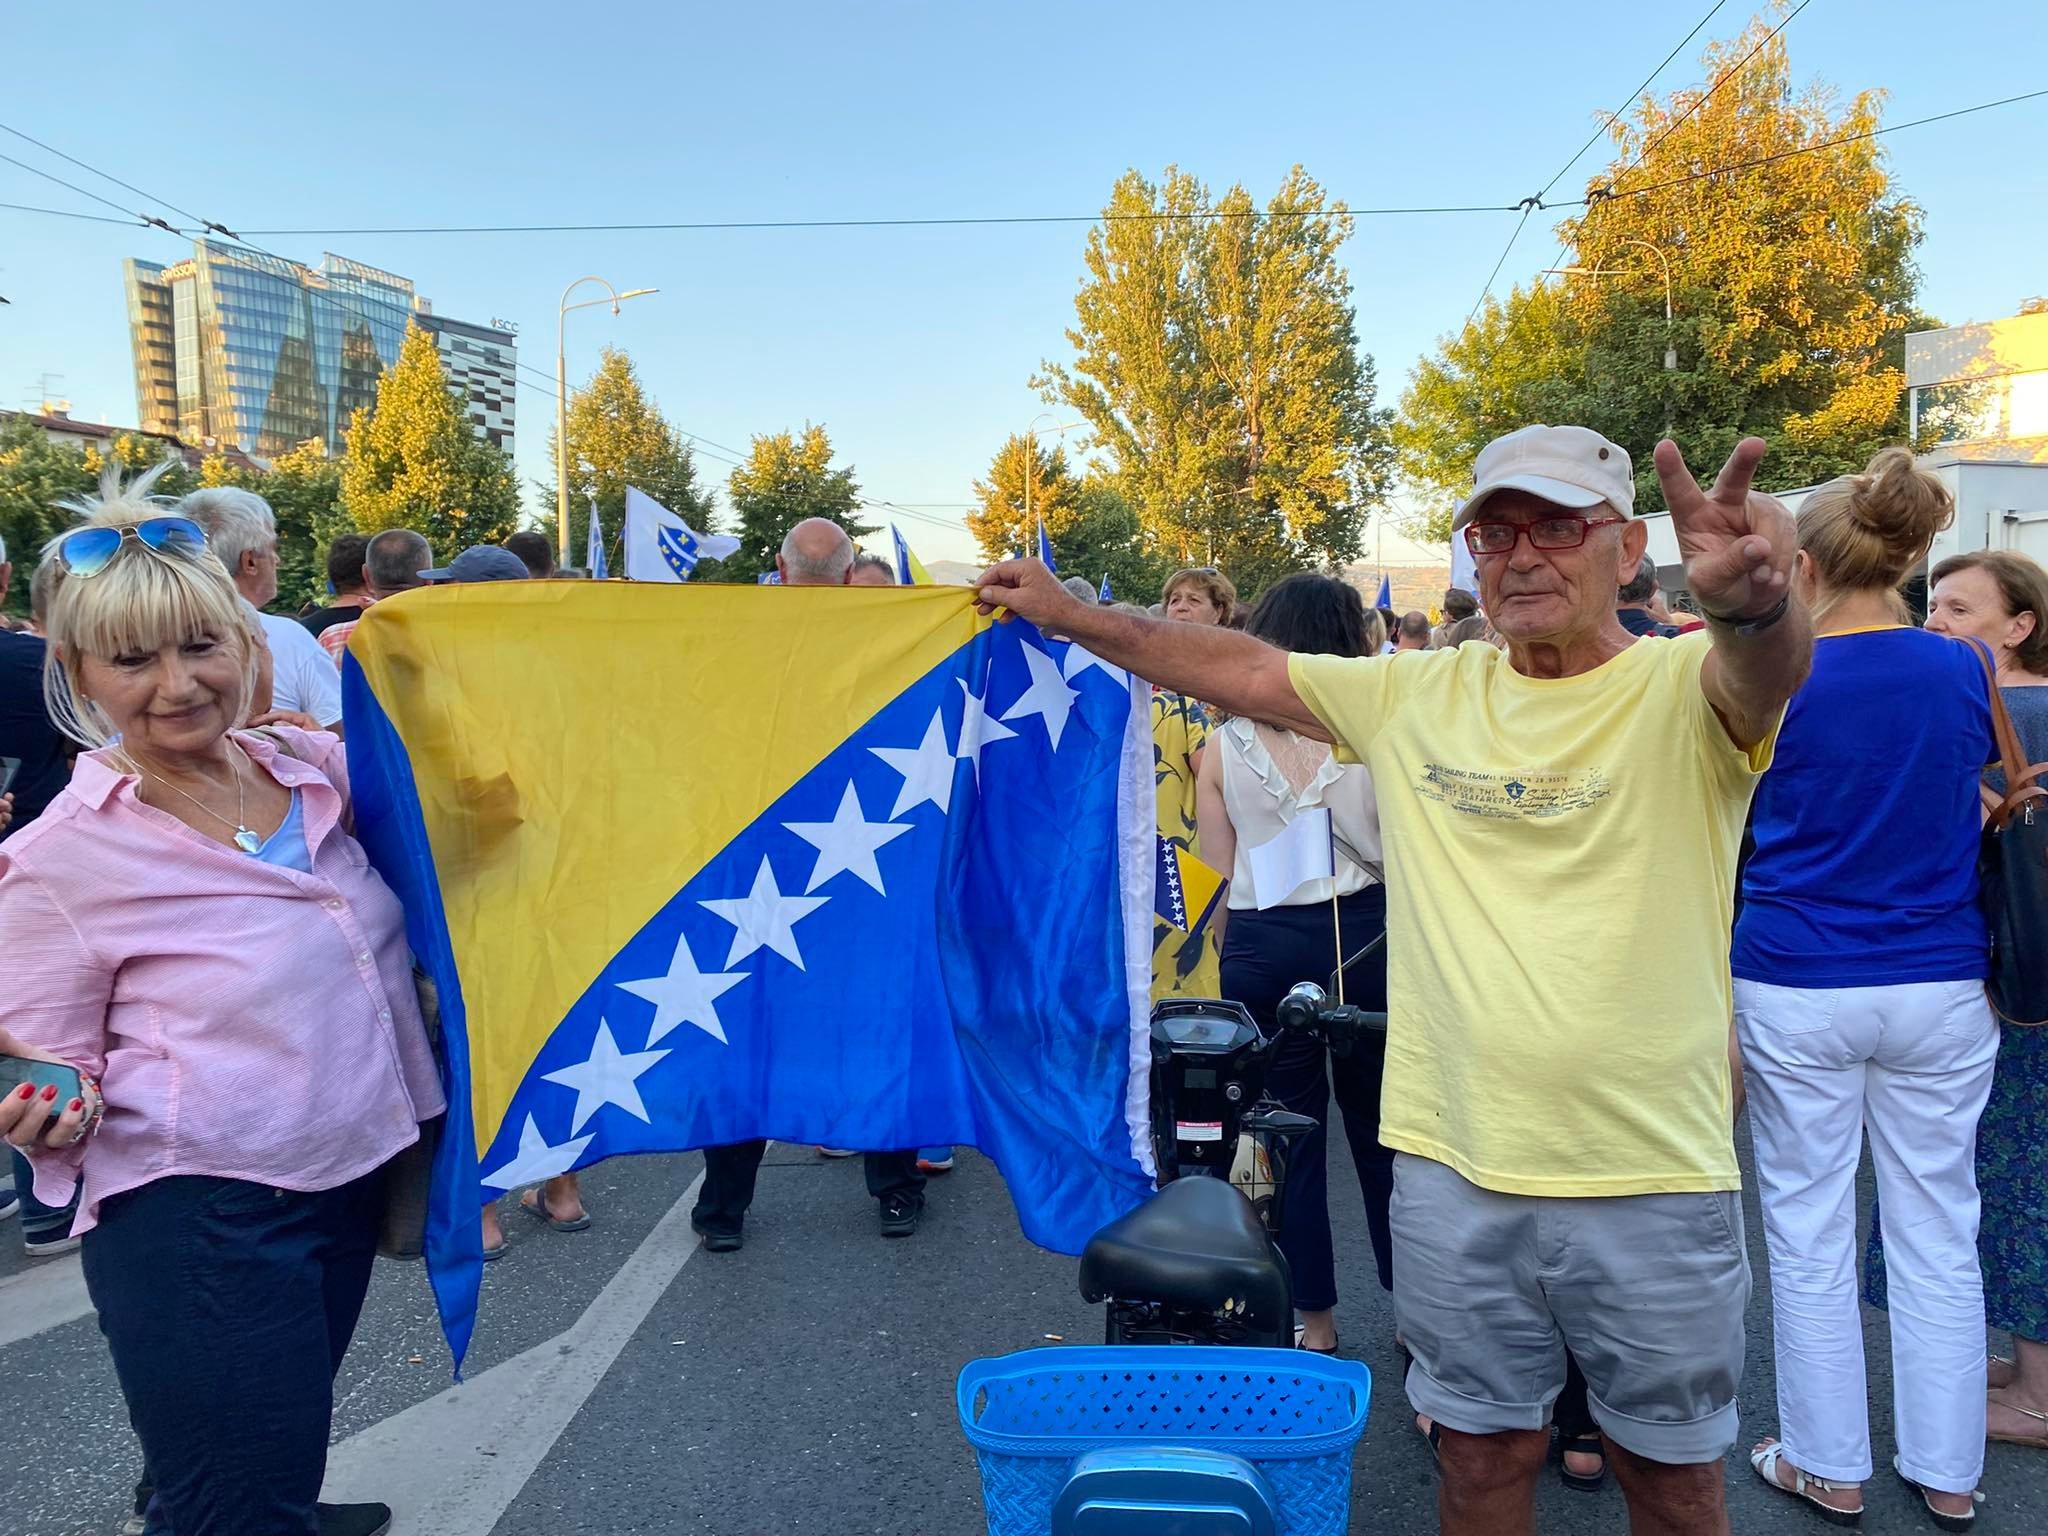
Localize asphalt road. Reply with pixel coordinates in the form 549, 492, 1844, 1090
3, 1126, 2043, 1535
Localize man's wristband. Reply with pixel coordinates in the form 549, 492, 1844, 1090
1700, 593, 1791, 636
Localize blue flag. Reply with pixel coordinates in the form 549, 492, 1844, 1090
1098, 573, 1113, 603
1037, 517, 1057, 573
1373, 574, 1391, 611
586, 497, 607, 581
341, 586, 1157, 1368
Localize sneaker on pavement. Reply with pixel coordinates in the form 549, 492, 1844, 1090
879, 1191, 923, 1238
24, 1231, 81, 1258
691, 1219, 744, 1254
916, 1147, 955, 1173
317, 1502, 393, 1536
817, 1147, 858, 1158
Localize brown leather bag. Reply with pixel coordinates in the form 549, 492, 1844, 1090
1970, 642, 2048, 1026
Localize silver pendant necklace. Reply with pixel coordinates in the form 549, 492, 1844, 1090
142, 741, 261, 852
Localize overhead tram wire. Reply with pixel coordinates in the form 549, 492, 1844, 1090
1461, 0, 1745, 331
1591, 0, 1816, 202
1531, 0, 1733, 206
0, 122, 238, 239
4, 84, 2042, 256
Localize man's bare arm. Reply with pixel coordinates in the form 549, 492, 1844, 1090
975, 559, 1330, 740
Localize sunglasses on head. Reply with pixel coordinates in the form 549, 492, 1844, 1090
53, 517, 208, 578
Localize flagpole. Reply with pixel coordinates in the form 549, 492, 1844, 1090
1329, 820, 1344, 1007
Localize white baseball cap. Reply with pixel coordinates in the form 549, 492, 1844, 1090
1452, 425, 1635, 530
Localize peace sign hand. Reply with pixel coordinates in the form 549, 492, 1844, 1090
1653, 436, 1796, 621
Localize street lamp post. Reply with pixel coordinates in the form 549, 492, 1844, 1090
1544, 237, 1678, 434
1022, 413, 1084, 553
556, 276, 659, 569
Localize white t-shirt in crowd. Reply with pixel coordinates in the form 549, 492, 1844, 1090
259, 611, 343, 726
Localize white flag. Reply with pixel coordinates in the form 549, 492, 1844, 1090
1247, 807, 1335, 910
623, 486, 740, 583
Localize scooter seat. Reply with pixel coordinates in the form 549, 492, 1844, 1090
1078, 1177, 1290, 1333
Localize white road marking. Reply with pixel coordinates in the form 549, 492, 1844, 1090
321, 1171, 707, 1534
0, 1254, 92, 1348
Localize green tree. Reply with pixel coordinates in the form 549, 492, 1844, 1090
1059, 481, 1175, 604
1038, 165, 1393, 587
968, 435, 1081, 561
712, 425, 876, 583
340, 323, 521, 555
0, 420, 196, 618
1396, 16, 1931, 537
543, 346, 716, 573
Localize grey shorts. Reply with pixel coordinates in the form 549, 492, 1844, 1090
1389, 1152, 1750, 1465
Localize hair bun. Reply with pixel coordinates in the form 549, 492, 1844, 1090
1849, 446, 1953, 563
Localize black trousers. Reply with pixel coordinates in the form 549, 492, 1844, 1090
82, 1171, 383, 1536
692, 1141, 924, 1237
1219, 886, 1394, 1312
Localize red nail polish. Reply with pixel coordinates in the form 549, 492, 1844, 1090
12, 1083, 30, 1100
68, 1099, 84, 1113
42, 1083, 59, 1101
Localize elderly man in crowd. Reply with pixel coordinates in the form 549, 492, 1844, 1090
1617, 554, 1683, 638
691, 517, 932, 1249
1393, 610, 1432, 652
319, 529, 434, 666
976, 424, 1810, 1536
177, 488, 343, 732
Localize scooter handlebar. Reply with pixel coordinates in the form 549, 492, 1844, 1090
1273, 981, 1388, 1052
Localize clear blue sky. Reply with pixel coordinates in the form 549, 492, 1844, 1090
2, 1, 2040, 564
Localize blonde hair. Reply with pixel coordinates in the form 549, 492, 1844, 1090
42, 461, 257, 755
1797, 447, 1953, 623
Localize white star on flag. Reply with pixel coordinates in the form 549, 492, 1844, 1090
701, 857, 829, 969
1000, 641, 1081, 751
481, 1114, 596, 1191
784, 782, 914, 895
956, 674, 1019, 787
870, 709, 956, 818
1060, 642, 1128, 688
617, 933, 748, 1047
541, 1019, 669, 1133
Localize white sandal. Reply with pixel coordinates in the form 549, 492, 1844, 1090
1749, 1440, 1862, 1527
1893, 1457, 1985, 1532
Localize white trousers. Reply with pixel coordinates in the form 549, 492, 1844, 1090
1735, 977, 1998, 1492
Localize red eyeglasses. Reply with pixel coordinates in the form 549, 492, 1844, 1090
1463, 514, 1626, 556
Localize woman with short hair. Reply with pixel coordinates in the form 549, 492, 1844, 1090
1149, 567, 1238, 1000
0, 464, 442, 1536
1884, 548, 2048, 1456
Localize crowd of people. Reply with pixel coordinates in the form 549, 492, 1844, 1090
0, 422, 2043, 1536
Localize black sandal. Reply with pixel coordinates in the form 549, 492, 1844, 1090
1558, 1432, 1608, 1493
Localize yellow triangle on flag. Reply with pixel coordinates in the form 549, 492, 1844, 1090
1173, 844, 1226, 931
904, 545, 933, 585
1427, 605, 1442, 625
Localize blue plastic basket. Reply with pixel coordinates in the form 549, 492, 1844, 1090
956, 1346, 1372, 1536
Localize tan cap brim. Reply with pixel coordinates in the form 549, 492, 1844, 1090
1452, 474, 1609, 531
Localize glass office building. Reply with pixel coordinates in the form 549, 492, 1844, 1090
125, 242, 513, 459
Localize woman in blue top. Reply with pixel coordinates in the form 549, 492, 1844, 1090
1736, 449, 1998, 1531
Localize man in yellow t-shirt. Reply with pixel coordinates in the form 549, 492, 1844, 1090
974, 425, 1813, 1536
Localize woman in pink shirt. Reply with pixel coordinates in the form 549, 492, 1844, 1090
0, 466, 442, 1536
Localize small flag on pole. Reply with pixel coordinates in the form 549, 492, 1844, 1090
1247, 808, 1335, 910
892, 526, 933, 585
1037, 517, 1057, 573
1098, 573, 1112, 603
1154, 835, 1226, 933
585, 493, 607, 581
1373, 574, 1391, 611
623, 486, 740, 583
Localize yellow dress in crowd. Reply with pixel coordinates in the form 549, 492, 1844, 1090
1150, 689, 1222, 1000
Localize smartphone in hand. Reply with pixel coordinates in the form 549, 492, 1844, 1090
0, 1054, 85, 1109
